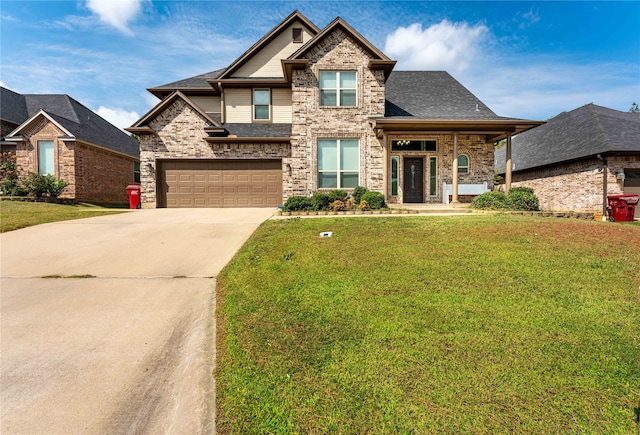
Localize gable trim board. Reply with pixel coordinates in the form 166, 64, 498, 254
130, 11, 542, 208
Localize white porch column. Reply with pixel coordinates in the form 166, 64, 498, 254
505, 134, 512, 193
451, 133, 459, 203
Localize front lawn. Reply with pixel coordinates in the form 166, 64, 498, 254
0, 201, 127, 232
216, 215, 640, 434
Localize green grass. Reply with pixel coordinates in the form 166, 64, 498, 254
0, 201, 127, 232
216, 215, 640, 434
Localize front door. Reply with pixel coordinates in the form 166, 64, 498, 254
403, 158, 423, 203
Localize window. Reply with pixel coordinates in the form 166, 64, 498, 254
391, 140, 436, 152
319, 71, 356, 107
429, 157, 437, 196
134, 161, 141, 183
318, 139, 359, 188
292, 27, 303, 43
391, 157, 398, 196
38, 140, 54, 175
458, 154, 469, 173
253, 89, 270, 120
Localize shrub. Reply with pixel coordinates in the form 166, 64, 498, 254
357, 200, 370, 211
284, 196, 313, 212
1, 178, 18, 196
11, 185, 28, 197
327, 190, 347, 203
352, 186, 368, 205
508, 187, 539, 211
311, 192, 331, 211
329, 200, 345, 212
22, 173, 68, 198
345, 198, 356, 210
471, 191, 510, 210
361, 191, 385, 210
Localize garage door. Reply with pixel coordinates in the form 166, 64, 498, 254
623, 169, 640, 219
158, 160, 282, 208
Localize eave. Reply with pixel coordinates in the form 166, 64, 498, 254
371, 119, 545, 142
208, 78, 291, 91
368, 60, 397, 82
147, 87, 218, 100
125, 126, 156, 134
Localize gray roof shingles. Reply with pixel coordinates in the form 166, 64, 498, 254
223, 123, 291, 138
495, 104, 640, 173
1, 87, 139, 158
384, 71, 504, 120
153, 69, 226, 90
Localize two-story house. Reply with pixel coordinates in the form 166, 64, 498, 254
128, 10, 542, 208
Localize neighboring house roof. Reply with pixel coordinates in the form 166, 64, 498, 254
495, 104, 640, 174
384, 71, 502, 121
1, 87, 29, 125
1, 87, 139, 159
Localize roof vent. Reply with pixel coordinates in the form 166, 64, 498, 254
475, 104, 480, 112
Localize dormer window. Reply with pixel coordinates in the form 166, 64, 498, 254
320, 71, 356, 107
253, 89, 270, 121
292, 27, 303, 43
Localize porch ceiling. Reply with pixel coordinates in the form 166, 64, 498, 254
371, 119, 545, 143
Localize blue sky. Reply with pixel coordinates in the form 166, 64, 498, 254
1, 1, 639, 130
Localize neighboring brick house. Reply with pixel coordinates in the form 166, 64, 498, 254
495, 104, 640, 218
129, 10, 541, 208
1, 87, 140, 203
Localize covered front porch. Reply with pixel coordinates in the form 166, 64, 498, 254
371, 119, 544, 205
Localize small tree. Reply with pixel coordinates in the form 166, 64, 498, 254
22, 173, 68, 198
630, 102, 640, 113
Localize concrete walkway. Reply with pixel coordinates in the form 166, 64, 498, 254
0, 208, 273, 434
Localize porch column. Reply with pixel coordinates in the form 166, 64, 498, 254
451, 133, 459, 203
505, 134, 512, 193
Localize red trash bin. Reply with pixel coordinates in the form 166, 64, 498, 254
607, 194, 639, 222
126, 185, 141, 209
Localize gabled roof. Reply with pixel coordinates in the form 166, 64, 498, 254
286, 16, 396, 81
148, 69, 226, 99
1, 87, 139, 159
128, 90, 221, 132
495, 104, 640, 174
219, 10, 320, 80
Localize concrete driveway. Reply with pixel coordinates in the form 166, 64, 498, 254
0, 208, 273, 434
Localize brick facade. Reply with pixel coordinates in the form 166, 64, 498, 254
14, 116, 136, 203
509, 155, 640, 212
139, 98, 290, 208
290, 29, 386, 196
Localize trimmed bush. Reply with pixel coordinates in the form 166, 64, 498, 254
327, 190, 347, 203
311, 192, 331, 211
284, 196, 313, 212
508, 187, 539, 211
22, 173, 68, 198
361, 191, 385, 210
357, 200, 370, 211
471, 191, 510, 210
329, 200, 346, 212
352, 186, 368, 205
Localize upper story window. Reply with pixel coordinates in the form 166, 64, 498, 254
458, 154, 469, 173
38, 140, 54, 175
319, 71, 356, 107
253, 89, 270, 121
292, 27, 303, 43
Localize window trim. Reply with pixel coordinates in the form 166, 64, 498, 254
317, 138, 360, 189
458, 154, 469, 174
37, 140, 55, 175
319, 71, 357, 107
292, 27, 303, 43
252, 88, 271, 122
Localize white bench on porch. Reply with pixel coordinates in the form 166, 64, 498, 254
443, 182, 489, 204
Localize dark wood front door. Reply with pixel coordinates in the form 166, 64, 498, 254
403, 157, 423, 203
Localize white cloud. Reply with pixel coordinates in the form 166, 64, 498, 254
384, 20, 489, 73
85, 0, 143, 35
94, 106, 140, 132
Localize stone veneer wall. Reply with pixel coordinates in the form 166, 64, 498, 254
290, 29, 386, 197
387, 133, 493, 203
139, 98, 290, 208
15, 117, 77, 199
509, 155, 640, 212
